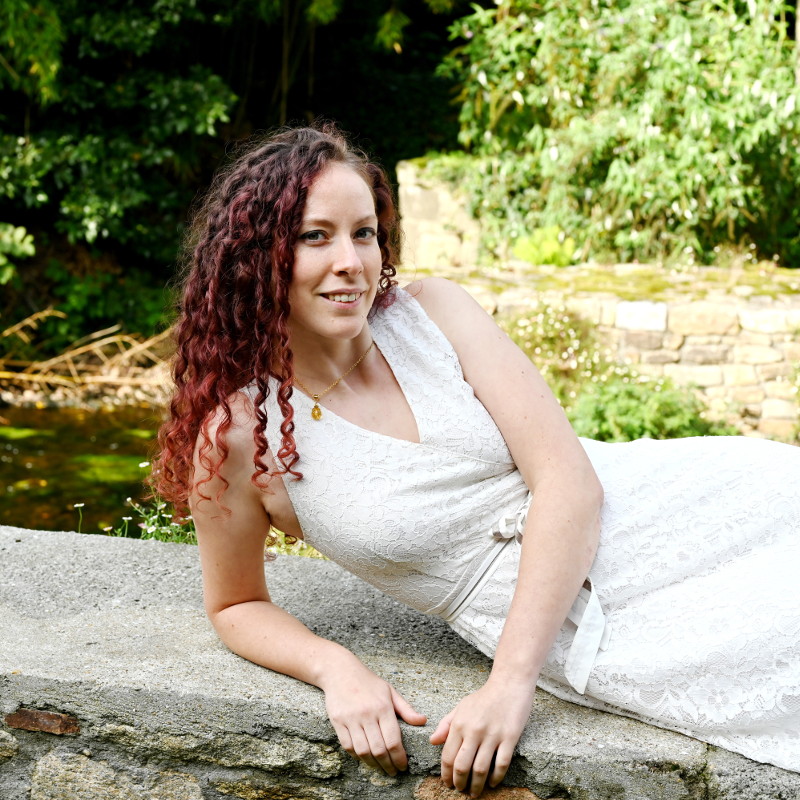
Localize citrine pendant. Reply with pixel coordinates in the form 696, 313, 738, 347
311, 402, 322, 421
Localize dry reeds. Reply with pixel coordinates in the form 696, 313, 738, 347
0, 310, 173, 407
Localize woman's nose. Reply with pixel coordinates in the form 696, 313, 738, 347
333, 238, 363, 274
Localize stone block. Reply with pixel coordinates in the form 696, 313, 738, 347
761, 399, 798, 420
663, 332, 684, 350
683, 335, 722, 345
5, 708, 79, 735
0, 729, 18, 761
731, 387, 766, 404
739, 308, 800, 333
640, 350, 680, 364
615, 301, 667, 331
564, 297, 604, 324
214, 778, 343, 800
706, 746, 800, 800
617, 348, 641, 364
680, 345, 730, 364
757, 419, 798, 440
415, 778, 542, 799
100, 724, 343, 779
622, 330, 664, 349
721, 364, 758, 386
777, 341, 800, 361
634, 363, 665, 377
663, 364, 723, 387
732, 345, 783, 364
764, 380, 797, 400
757, 363, 793, 380
668, 302, 739, 335
30, 752, 203, 800
733, 331, 772, 346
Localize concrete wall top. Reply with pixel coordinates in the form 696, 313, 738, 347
1, 527, 799, 799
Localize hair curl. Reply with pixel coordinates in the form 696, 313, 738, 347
152, 123, 399, 517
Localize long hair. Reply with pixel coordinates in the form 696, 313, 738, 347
152, 124, 399, 517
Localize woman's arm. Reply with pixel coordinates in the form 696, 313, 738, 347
191, 396, 426, 776
413, 278, 603, 797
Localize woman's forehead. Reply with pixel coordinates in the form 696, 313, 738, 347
303, 163, 376, 217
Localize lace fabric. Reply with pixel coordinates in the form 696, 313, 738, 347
252, 287, 800, 773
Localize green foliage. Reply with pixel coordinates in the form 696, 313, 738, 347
0, 222, 34, 284
500, 302, 624, 412
569, 376, 739, 441
107, 497, 197, 544
107, 496, 324, 557
434, 0, 800, 265
499, 303, 737, 440
37, 260, 169, 351
0, 0, 64, 102
513, 226, 575, 266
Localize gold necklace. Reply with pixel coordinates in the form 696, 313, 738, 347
293, 340, 375, 420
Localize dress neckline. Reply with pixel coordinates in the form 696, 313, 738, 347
291, 308, 423, 446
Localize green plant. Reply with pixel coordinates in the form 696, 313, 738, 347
434, 0, 800, 265
569, 376, 739, 442
106, 496, 324, 557
498, 303, 626, 413
498, 303, 738, 441
513, 226, 575, 266
106, 497, 197, 544
0, 223, 34, 285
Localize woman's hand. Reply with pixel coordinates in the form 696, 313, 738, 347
322, 661, 427, 776
430, 676, 536, 797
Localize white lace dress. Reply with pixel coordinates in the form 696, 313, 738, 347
252, 288, 800, 773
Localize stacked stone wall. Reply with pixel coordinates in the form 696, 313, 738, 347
397, 161, 799, 441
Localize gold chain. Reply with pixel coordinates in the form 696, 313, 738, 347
293, 340, 375, 420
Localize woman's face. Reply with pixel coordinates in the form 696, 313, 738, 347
288, 162, 382, 345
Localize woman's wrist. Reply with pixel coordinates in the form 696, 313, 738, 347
313, 642, 369, 691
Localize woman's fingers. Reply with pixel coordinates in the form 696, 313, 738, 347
391, 686, 428, 726
489, 741, 515, 788
429, 709, 454, 745
347, 726, 384, 772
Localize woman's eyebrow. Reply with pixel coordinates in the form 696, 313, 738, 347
301, 214, 378, 227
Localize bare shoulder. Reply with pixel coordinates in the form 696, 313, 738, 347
402, 277, 493, 349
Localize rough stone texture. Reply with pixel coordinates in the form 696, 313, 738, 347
663, 364, 723, 387
668, 303, 740, 335
397, 161, 481, 269
415, 778, 541, 798
30, 751, 204, 800
1, 527, 799, 800
0, 730, 18, 761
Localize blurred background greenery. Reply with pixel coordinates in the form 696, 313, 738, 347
1, 0, 799, 534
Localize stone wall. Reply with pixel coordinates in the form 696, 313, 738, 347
555, 292, 798, 440
4, 527, 800, 800
396, 162, 800, 441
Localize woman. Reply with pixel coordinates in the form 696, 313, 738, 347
155, 124, 800, 797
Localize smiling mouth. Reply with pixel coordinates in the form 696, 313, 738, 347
322, 292, 362, 303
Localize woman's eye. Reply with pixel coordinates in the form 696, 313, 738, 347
355, 227, 377, 240
299, 230, 326, 242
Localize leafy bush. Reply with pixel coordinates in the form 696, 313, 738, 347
434, 0, 800, 265
499, 303, 626, 412
0, 223, 34, 285
513, 226, 575, 266
498, 303, 737, 440
569, 376, 739, 441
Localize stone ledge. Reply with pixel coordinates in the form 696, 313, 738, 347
1, 526, 798, 799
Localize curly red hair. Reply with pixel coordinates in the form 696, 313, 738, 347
152, 124, 399, 516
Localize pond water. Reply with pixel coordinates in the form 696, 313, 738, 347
0, 406, 161, 533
